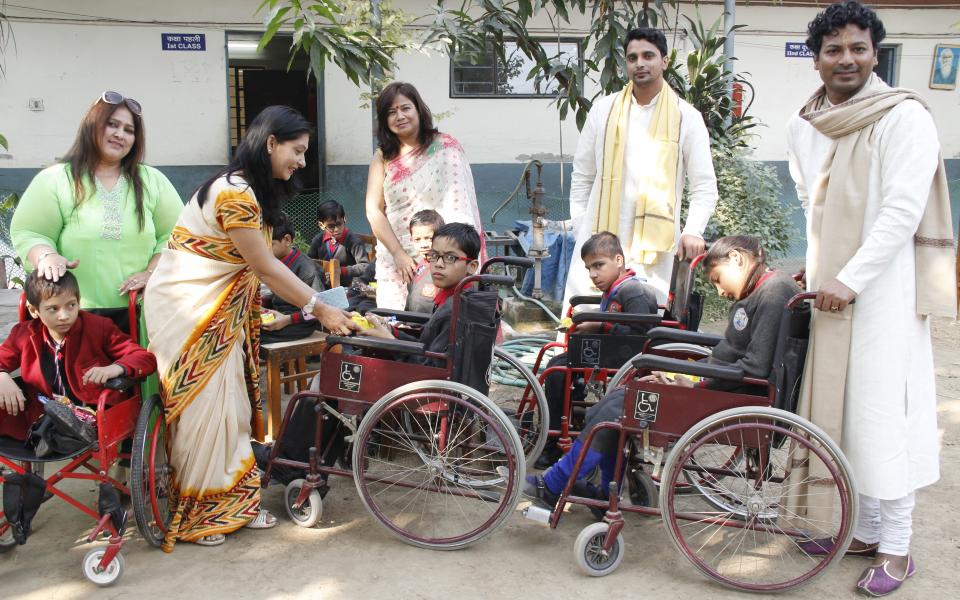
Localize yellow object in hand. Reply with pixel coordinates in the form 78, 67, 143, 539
560, 317, 573, 330
350, 312, 374, 330
261, 312, 276, 325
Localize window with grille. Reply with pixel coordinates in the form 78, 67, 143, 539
450, 39, 581, 98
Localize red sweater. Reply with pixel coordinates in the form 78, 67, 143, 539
0, 311, 157, 439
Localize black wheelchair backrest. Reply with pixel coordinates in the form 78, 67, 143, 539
768, 302, 811, 413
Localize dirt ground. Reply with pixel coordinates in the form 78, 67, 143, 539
2, 318, 959, 600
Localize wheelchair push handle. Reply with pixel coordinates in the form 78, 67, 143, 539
787, 291, 856, 310
477, 274, 516, 288
480, 256, 534, 273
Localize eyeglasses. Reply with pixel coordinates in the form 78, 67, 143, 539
100, 91, 142, 116
424, 251, 472, 265
321, 220, 345, 231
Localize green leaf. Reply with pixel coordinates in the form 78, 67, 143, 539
258, 6, 290, 51
0, 134, 7, 150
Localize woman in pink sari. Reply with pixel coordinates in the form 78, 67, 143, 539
364, 82, 484, 309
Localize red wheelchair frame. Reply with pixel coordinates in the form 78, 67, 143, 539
526, 255, 707, 453
0, 291, 162, 586
263, 269, 530, 550
530, 291, 858, 591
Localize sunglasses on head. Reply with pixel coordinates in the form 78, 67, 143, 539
100, 91, 142, 116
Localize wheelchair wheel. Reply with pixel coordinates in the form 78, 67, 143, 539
574, 522, 625, 577
81, 548, 124, 586
607, 343, 712, 390
353, 380, 525, 550
489, 347, 549, 469
284, 479, 324, 528
131, 393, 173, 549
0, 518, 15, 553
659, 407, 857, 592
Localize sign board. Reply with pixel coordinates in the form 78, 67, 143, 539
785, 42, 814, 58
162, 33, 206, 51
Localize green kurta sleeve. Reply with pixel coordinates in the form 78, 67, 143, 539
143, 166, 184, 254
10, 164, 68, 264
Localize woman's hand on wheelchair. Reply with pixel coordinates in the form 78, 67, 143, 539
315, 306, 362, 337
0, 372, 26, 415
82, 364, 126, 387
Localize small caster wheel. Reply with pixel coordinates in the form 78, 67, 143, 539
574, 522, 624, 577
82, 548, 124, 586
284, 479, 323, 528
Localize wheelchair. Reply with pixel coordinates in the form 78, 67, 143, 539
371, 255, 552, 470
263, 268, 541, 549
0, 291, 171, 586
526, 256, 710, 459
527, 290, 858, 591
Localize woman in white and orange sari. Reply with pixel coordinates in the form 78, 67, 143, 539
144, 106, 358, 550
364, 82, 485, 309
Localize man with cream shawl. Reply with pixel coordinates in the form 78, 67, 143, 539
786, 2, 957, 594
564, 27, 717, 305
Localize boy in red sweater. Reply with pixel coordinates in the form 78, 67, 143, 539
0, 272, 156, 440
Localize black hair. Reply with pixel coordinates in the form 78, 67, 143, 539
581, 231, 625, 260
805, 1, 886, 55
433, 222, 481, 260
704, 235, 768, 296
271, 212, 295, 242
375, 82, 439, 161
25, 270, 81, 307
409, 209, 445, 231
195, 106, 311, 228
623, 27, 668, 58
316, 200, 346, 222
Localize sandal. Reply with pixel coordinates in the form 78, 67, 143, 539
245, 509, 277, 530
195, 533, 226, 546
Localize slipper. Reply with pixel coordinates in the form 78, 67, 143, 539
798, 536, 878, 558
245, 509, 277, 530
194, 533, 226, 546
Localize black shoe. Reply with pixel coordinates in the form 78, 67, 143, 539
533, 445, 563, 470
522, 474, 560, 509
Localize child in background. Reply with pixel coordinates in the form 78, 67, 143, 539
307, 200, 370, 287
262, 213, 323, 344
406, 209, 445, 314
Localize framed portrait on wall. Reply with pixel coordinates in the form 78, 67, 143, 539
929, 44, 960, 90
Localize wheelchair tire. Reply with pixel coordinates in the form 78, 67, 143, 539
574, 522, 625, 577
0, 518, 15, 552
81, 548, 124, 586
606, 343, 712, 390
659, 406, 857, 592
284, 479, 323, 528
490, 347, 550, 470
353, 380, 525, 550
131, 393, 173, 549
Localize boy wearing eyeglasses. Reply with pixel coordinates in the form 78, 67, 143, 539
358, 222, 480, 367
306, 200, 370, 286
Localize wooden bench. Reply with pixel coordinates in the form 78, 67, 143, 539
258, 330, 333, 441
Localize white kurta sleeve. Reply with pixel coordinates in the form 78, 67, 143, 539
679, 107, 718, 239
569, 104, 601, 225
836, 101, 941, 295
785, 117, 811, 218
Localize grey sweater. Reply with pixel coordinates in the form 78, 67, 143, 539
706, 270, 800, 391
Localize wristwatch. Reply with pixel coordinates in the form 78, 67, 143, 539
301, 292, 322, 316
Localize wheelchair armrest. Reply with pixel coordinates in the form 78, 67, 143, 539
324, 335, 427, 357
571, 311, 663, 327
631, 354, 745, 382
569, 295, 602, 307
369, 308, 432, 324
104, 376, 136, 392
645, 327, 723, 347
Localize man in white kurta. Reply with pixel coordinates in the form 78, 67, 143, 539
786, 2, 956, 593
564, 29, 717, 305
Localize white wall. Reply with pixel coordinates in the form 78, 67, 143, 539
3, 1, 958, 169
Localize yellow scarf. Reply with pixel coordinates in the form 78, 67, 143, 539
594, 82, 681, 265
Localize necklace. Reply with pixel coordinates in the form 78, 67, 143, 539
95, 173, 127, 240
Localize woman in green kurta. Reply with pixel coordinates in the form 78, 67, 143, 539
11, 91, 182, 309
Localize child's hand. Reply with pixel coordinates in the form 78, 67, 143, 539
82, 364, 126, 386
357, 314, 395, 340
640, 371, 674, 385
261, 310, 290, 331
0, 372, 25, 416
574, 321, 602, 334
